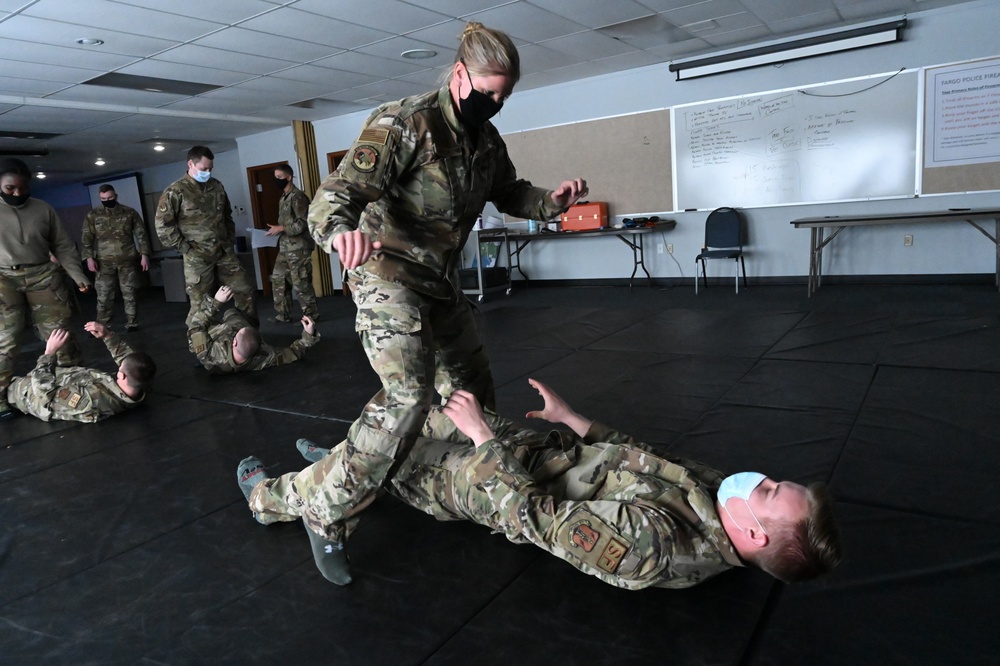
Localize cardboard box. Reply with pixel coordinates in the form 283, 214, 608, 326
560, 202, 609, 231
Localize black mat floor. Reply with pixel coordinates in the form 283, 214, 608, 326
2, 282, 998, 665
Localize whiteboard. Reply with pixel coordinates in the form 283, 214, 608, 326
672, 71, 919, 210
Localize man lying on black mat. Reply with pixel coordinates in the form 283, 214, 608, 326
239, 379, 842, 589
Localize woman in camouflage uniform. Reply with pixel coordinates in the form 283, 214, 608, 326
241, 22, 589, 584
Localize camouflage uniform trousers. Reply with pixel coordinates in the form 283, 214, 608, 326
247, 272, 494, 542
183, 249, 258, 327
94, 259, 142, 327
0, 263, 81, 411
270, 248, 317, 319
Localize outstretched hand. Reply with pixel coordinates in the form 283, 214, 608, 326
333, 229, 382, 270
301, 315, 316, 335
525, 378, 594, 438
442, 390, 495, 447
525, 378, 573, 424
84, 321, 111, 340
44, 329, 70, 355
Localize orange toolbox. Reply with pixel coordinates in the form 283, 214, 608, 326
560, 202, 609, 231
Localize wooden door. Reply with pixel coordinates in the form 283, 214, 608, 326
246, 162, 287, 297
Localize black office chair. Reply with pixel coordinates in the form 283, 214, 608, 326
695, 206, 747, 294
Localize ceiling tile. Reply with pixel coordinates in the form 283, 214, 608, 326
403, 19, 471, 50
227, 76, 341, 105
765, 9, 842, 35
292, 0, 449, 33
23, 0, 224, 40
353, 36, 453, 67
663, 0, 758, 27
0, 76, 71, 96
402, 0, 514, 17
0, 105, 133, 132
112, 0, 281, 24
393, 66, 453, 89
268, 65, 379, 91
468, 3, 589, 43
340, 78, 428, 104
527, 0, 655, 29
517, 43, 586, 73
0, 16, 183, 57
311, 51, 428, 78
540, 30, 638, 61
153, 44, 294, 76
834, 0, 915, 20
0, 59, 103, 85
0, 38, 140, 71
193, 26, 339, 62
237, 6, 394, 49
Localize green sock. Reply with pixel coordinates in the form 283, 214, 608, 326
304, 521, 352, 586
237, 456, 267, 501
296, 438, 330, 463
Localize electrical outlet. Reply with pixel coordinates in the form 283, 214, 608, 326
657, 243, 664, 254
667, 244, 673, 254
904, 234, 913, 246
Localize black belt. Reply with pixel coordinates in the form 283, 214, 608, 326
0, 261, 49, 270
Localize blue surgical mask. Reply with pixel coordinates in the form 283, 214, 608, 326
193, 169, 211, 183
717, 471, 768, 534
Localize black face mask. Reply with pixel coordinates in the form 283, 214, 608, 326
101, 199, 118, 209
274, 177, 289, 190
0, 191, 29, 207
458, 87, 503, 127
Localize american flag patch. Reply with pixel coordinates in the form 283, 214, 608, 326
358, 128, 389, 145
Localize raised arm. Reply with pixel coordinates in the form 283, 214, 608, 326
524, 378, 593, 437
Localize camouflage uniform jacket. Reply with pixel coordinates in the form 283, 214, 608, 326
549, 421, 743, 589
154, 174, 234, 259
395, 414, 744, 590
0, 198, 89, 285
186, 297, 318, 374
276, 186, 315, 254
309, 86, 564, 299
9, 333, 142, 422
81, 203, 151, 262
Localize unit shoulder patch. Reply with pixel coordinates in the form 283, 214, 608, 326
352, 146, 379, 173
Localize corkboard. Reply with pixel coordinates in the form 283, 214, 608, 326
501, 109, 672, 217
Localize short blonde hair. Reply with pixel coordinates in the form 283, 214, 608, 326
447, 21, 520, 84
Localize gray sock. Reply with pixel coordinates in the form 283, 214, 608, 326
237, 456, 267, 501
296, 438, 331, 463
304, 521, 352, 585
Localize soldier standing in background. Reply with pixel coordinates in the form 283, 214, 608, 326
81, 184, 151, 331
1, 158, 91, 423
267, 164, 318, 323
154, 146, 258, 327
6, 321, 155, 423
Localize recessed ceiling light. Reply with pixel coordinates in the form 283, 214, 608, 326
76, 38, 104, 46
401, 49, 437, 60
36, 172, 46, 179
95, 159, 105, 166
153, 144, 166, 152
